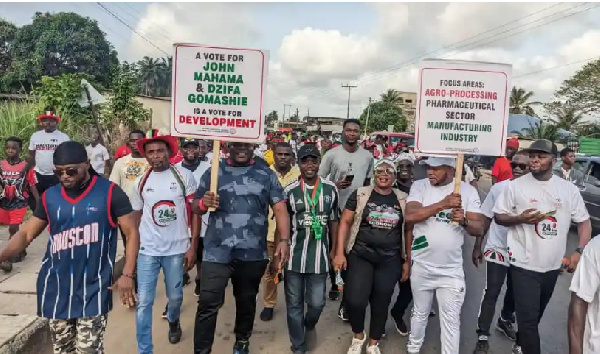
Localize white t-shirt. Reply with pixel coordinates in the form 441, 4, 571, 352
569, 236, 600, 354
86, 144, 110, 175
408, 179, 482, 277
481, 180, 510, 266
108, 154, 150, 201
130, 166, 197, 256
29, 130, 70, 175
464, 164, 475, 184
176, 160, 210, 238
493, 173, 589, 273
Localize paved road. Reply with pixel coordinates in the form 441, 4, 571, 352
103, 178, 578, 354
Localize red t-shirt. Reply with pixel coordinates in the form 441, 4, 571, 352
0, 160, 37, 210
492, 157, 513, 182
114, 145, 132, 160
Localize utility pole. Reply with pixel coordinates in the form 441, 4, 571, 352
341, 83, 357, 119
295, 107, 299, 120
365, 97, 373, 137
283, 104, 292, 121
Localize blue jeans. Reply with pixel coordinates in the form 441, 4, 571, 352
284, 269, 327, 352
136, 253, 184, 354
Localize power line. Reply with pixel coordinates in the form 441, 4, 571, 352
514, 55, 600, 79
96, 2, 170, 56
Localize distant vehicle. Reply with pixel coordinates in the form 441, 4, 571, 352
369, 131, 414, 148
573, 156, 600, 233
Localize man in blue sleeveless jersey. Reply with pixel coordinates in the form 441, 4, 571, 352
130, 131, 200, 353
0, 141, 140, 353
192, 142, 291, 354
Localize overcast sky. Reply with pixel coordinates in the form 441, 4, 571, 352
2, 2, 600, 119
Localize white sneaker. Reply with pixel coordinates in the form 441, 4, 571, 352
347, 334, 366, 354
366, 343, 382, 354
512, 343, 523, 354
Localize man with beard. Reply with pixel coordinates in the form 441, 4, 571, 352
193, 142, 291, 354
0, 141, 139, 353
492, 138, 519, 185
494, 139, 591, 354
405, 157, 485, 354
319, 119, 374, 319
260, 142, 300, 322
284, 144, 340, 354
553, 147, 585, 191
131, 131, 199, 351
472, 150, 530, 354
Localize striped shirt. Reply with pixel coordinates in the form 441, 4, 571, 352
285, 178, 340, 274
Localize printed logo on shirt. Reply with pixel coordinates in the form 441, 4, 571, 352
365, 202, 401, 229
535, 216, 558, 239
151, 200, 177, 227
170, 182, 178, 190
434, 210, 452, 224
484, 249, 506, 263
124, 162, 147, 181
299, 214, 328, 227
412, 235, 429, 251
296, 198, 304, 205
51, 222, 100, 254
34, 143, 60, 151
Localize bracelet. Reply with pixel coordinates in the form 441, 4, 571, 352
122, 273, 135, 279
575, 247, 584, 254
279, 238, 290, 244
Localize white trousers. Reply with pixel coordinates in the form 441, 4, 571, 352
407, 262, 466, 354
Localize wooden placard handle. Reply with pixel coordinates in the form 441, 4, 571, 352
452, 153, 465, 226
208, 141, 221, 212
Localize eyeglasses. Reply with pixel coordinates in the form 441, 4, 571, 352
510, 162, 528, 170
374, 167, 396, 175
54, 168, 79, 177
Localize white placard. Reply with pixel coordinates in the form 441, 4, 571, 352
171, 44, 269, 143
414, 59, 511, 156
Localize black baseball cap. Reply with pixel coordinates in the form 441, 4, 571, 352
180, 137, 199, 147
527, 139, 558, 155
297, 144, 321, 160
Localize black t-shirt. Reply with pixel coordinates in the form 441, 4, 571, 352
34, 177, 132, 224
345, 189, 404, 261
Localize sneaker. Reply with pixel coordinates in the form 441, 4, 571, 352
366, 343, 382, 354
392, 315, 408, 336
194, 279, 201, 297
338, 303, 349, 322
473, 335, 489, 354
0, 261, 12, 273
347, 334, 366, 354
496, 318, 517, 341
233, 340, 250, 354
429, 309, 436, 317
168, 320, 182, 344
329, 286, 340, 301
183, 272, 191, 287
12, 251, 26, 263
162, 304, 168, 319
512, 343, 523, 354
260, 307, 274, 321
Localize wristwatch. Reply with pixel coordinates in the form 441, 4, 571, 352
575, 247, 584, 254
279, 238, 290, 244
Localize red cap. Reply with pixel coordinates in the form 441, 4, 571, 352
507, 137, 519, 149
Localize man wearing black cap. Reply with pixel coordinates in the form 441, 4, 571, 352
0, 141, 139, 353
494, 139, 592, 354
284, 144, 340, 354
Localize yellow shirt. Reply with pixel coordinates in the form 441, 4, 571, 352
264, 149, 274, 166
267, 165, 301, 242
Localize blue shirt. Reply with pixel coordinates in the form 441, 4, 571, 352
196, 159, 285, 263
37, 176, 118, 320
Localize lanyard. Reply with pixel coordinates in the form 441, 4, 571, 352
301, 178, 323, 240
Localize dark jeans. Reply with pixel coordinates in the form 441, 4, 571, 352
284, 270, 327, 352
511, 265, 560, 354
390, 277, 412, 321
345, 252, 402, 340
477, 262, 515, 336
29, 172, 59, 210
194, 259, 268, 354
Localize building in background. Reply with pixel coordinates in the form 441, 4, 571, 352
396, 91, 417, 132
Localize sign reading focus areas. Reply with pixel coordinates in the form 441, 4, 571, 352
414, 59, 511, 156
171, 44, 269, 142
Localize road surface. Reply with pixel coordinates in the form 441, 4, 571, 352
103, 178, 579, 353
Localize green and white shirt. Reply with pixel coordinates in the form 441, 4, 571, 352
285, 178, 340, 274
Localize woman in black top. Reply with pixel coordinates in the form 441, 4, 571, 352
333, 159, 410, 354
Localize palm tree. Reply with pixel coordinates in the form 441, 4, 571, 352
158, 56, 172, 97
138, 56, 161, 96
523, 120, 559, 142
509, 86, 541, 116
380, 89, 403, 105
548, 105, 584, 132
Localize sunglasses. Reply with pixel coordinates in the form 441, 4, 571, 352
54, 167, 79, 177
374, 167, 396, 175
510, 162, 528, 170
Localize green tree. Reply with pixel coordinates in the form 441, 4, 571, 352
158, 56, 172, 97
359, 100, 406, 133
265, 110, 278, 126
138, 56, 161, 96
555, 58, 600, 114
380, 89, 403, 105
544, 101, 584, 132
0, 19, 18, 92
8, 12, 118, 92
509, 86, 541, 116
523, 120, 559, 142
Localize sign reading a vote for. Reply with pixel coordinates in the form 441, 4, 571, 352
414, 59, 512, 157
171, 43, 269, 143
